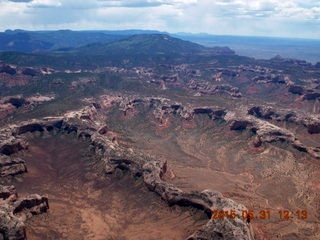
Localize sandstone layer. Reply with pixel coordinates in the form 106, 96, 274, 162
0, 99, 254, 240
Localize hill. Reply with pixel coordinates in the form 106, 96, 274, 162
0, 34, 237, 69
0, 29, 131, 52
76, 34, 206, 55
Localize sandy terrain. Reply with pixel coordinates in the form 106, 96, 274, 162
108, 112, 320, 240
13, 135, 207, 240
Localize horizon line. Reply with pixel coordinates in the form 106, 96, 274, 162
2, 28, 320, 41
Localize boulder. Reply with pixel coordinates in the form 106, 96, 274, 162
0, 155, 27, 177
0, 185, 49, 240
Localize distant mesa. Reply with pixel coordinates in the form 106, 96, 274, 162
0, 30, 236, 58
270, 54, 311, 66
78, 34, 234, 57
22, 67, 38, 76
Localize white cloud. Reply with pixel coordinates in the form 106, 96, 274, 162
0, 0, 319, 38
97, 0, 197, 8
28, 0, 62, 8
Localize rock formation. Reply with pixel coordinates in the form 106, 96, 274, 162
0, 155, 27, 177
115, 95, 320, 159
0, 101, 254, 240
225, 108, 320, 158
187, 80, 242, 98
2, 94, 319, 239
0, 64, 16, 75
247, 105, 320, 135
0, 95, 55, 120
0, 185, 49, 240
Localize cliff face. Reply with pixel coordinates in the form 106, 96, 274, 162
0, 155, 27, 177
1, 93, 320, 239
0, 95, 55, 120
0, 101, 254, 240
0, 185, 49, 240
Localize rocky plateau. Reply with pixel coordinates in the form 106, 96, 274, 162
0, 97, 258, 240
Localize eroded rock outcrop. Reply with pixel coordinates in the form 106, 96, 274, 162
187, 80, 242, 98
0, 64, 16, 75
287, 84, 320, 101
247, 105, 320, 135
102, 144, 253, 240
21, 68, 38, 77
288, 85, 305, 95
252, 74, 288, 85
0, 185, 48, 240
107, 95, 319, 159
3, 95, 319, 239
0, 95, 55, 120
248, 106, 279, 120
225, 108, 320, 158
117, 96, 227, 123
303, 91, 320, 101
0, 140, 28, 156
0, 102, 253, 240
0, 155, 27, 177
306, 122, 320, 134
4, 98, 28, 109
0, 185, 16, 201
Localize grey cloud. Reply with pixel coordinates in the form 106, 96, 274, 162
0, 0, 319, 38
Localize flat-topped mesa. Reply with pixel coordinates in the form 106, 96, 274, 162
0, 185, 49, 240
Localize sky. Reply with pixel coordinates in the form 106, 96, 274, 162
0, 0, 320, 39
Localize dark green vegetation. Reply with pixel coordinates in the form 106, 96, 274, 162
0, 34, 242, 69
2, 30, 320, 64
0, 29, 132, 52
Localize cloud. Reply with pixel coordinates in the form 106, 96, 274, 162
26, 0, 61, 8
98, 0, 197, 8
9, 0, 32, 2
211, 0, 320, 20
0, 0, 319, 38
